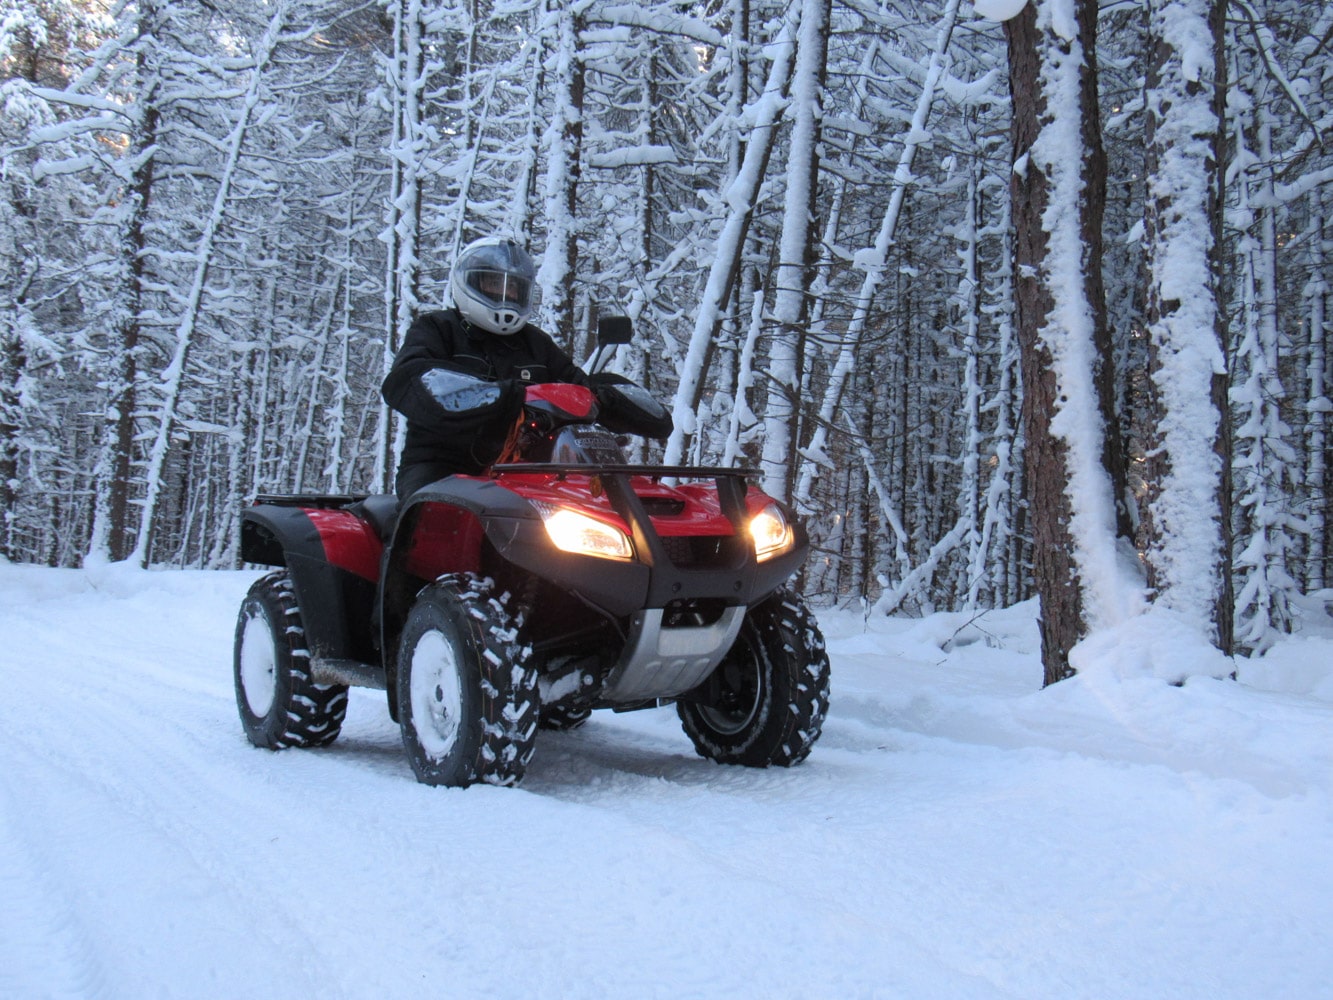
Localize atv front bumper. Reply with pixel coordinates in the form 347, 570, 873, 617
482, 466, 808, 619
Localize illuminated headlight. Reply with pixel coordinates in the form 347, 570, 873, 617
539, 506, 633, 561
750, 504, 794, 562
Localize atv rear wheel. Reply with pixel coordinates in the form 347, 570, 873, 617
677, 586, 830, 767
396, 574, 538, 787
234, 571, 348, 749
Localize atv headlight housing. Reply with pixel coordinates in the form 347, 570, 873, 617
750, 503, 795, 562
538, 505, 634, 561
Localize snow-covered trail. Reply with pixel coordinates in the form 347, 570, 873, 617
2, 565, 1331, 999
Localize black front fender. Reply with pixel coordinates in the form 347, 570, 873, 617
240, 505, 376, 667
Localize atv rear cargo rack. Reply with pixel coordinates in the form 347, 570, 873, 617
252, 493, 368, 508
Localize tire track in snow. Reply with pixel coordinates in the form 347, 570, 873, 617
513, 718, 1017, 1000
0, 766, 111, 999
0, 595, 361, 996
0, 727, 354, 998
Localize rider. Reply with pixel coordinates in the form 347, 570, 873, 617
382, 236, 588, 500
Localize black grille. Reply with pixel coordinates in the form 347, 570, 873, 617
658, 535, 743, 568
639, 497, 685, 516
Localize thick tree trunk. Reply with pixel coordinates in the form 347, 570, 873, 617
1007, 4, 1077, 685
1079, 4, 1131, 541
1138, 0, 1231, 649
1006, 0, 1128, 685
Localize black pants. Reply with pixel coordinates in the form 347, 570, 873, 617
394, 460, 463, 502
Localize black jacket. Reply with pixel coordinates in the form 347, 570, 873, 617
382, 308, 586, 497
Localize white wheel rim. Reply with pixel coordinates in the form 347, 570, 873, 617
409, 629, 464, 761
239, 610, 277, 717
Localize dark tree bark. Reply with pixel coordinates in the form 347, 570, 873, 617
0, 268, 31, 560
95, 96, 159, 563
1007, 4, 1078, 686
1207, 0, 1234, 655
1005, 0, 1122, 685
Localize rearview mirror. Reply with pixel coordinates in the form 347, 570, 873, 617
597, 315, 633, 347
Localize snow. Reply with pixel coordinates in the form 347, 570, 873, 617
3, 563, 1332, 998
1141, 0, 1229, 632
973, 0, 1029, 22
586, 145, 678, 169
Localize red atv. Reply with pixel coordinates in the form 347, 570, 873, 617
233, 318, 830, 786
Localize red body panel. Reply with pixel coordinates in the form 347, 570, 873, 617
524, 383, 598, 419
305, 508, 383, 582
403, 503, 485, 580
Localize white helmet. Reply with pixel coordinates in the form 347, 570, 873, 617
450, 237, 538, 335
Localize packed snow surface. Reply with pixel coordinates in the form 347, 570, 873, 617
2, 564, 1331, 998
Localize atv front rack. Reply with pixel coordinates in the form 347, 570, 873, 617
490, 463, 759, 481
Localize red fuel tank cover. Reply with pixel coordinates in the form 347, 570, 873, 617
524, 383, 598, 420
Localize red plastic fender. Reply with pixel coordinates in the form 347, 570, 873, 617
402, 502, 486, 581
304, 508, 383, 582
524, 382, 598, 420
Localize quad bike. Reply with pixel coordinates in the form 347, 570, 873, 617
232, 317, 830, 786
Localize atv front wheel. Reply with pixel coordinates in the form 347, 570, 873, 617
678, 586, 830, 767
234, 571, 348, 749
396, 574, 538, 787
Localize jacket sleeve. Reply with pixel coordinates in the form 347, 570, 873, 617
536, 332, 588, 386
381, 316, 524, 434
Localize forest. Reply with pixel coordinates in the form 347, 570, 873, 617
2, 0, 1329, 673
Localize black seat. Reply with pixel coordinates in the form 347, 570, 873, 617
347, 494, 400, 542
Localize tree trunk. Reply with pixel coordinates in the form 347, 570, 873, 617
1305, 200, 1328, 591
1005, 0, 1130, 685
1138, 0, 1231, 648
536, 2, 586, 345
762, 0, 830, 501
792, 0, 961, 513
88, 93, 158, 564
131, 4, 292, 567
662, 9, 797, 466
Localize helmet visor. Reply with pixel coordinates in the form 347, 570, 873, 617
464, 268, 532, 310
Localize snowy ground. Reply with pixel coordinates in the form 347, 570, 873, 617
2, 564, 1331, 1000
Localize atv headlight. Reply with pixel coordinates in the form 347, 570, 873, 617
750, 504, 794, 562
540, 506, 633, 561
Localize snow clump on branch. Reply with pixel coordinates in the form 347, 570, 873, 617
973, 0, 1029, 21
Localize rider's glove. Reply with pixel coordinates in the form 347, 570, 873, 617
586, 373, 674, 440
